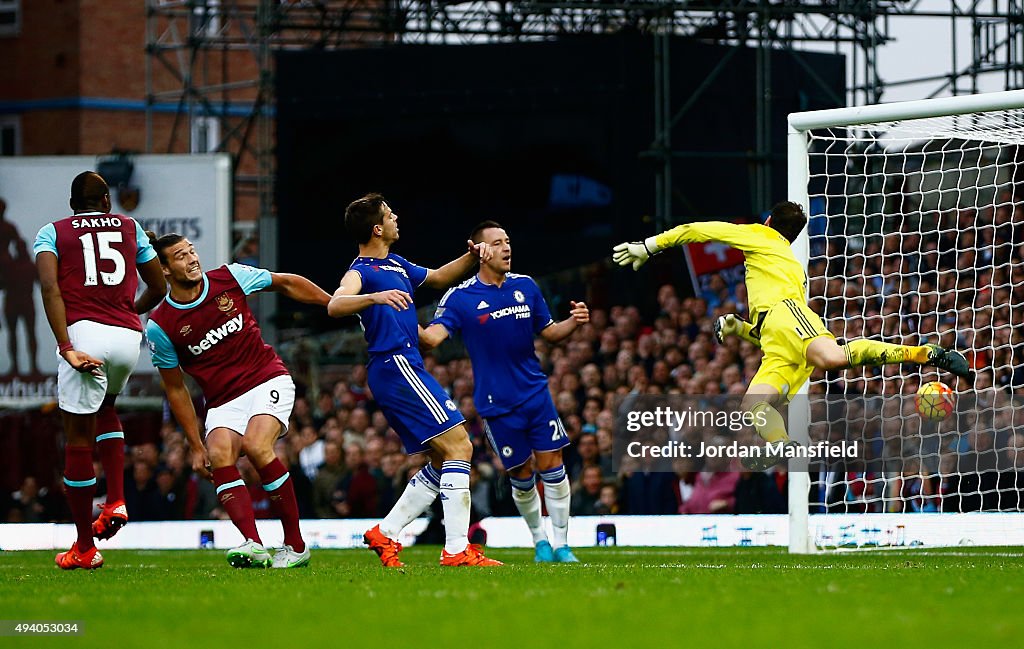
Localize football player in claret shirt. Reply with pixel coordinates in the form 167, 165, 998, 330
33, 171, 167, 570
613, 200, 974, 470
146, 233, 330, 569
329, 193, 502, 567
420, 221, 590, 563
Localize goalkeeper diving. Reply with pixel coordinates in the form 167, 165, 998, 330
612, 201, 974, 470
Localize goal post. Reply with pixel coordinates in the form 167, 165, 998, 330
786, 89, 1024, 553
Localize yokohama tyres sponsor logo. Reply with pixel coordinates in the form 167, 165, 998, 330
490, 304, 531, 320
187, 314, 244, 356
478, 303, 531, 324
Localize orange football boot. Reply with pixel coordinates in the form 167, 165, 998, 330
364, 524, 405, 567
92, 501, 128, 540
439, 544, 503, 567
55, 543, 104, 570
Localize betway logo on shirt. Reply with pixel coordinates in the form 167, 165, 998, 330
187, 314, 244, 355
477, 304, 531, 324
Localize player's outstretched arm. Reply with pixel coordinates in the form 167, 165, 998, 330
540, 301, 589, 344
422, 240, 493, 289
419, 323, 450, 350
613, 222, 762, 270
269, 272, 331, 306
328, 269, 411, 317
157, 366, 210, 480
35, 251, 103, 375
135, 257, 167, 314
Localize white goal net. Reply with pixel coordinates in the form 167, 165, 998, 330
788, 91, 1024, 551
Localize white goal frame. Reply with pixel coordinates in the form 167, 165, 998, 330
786, 89, 1024, 553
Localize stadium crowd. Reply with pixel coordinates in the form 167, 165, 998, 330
8, 239, 1024, 524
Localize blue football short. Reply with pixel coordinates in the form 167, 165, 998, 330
482, 388, 569, 469
368, 350, 465, 454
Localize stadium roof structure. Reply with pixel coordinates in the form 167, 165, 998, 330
145, 0, 1024, 233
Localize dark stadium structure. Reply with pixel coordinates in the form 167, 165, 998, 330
275, 34, 844, 317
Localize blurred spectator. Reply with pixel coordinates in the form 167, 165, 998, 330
596, 483, 620, 515
568, 433, 600, 478
297, 425, 325, 480
313, 390, 336, 429
312, 441, 347, 518
153, 465, 184, 520
6, 476, 51, 523
620, 458, 677, 515
571, 466, 604, 516
679, 450, 740, 514
595, 427, 615, 475
375, 452, 405, 516
332, 443, 377, 518
126, 460, 163, 521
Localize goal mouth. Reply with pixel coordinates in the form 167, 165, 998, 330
787, 90, 1024, 553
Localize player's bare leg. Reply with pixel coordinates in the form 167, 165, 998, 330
508, 456, 551, 561
740, 383, 798, 472
207, 427, 270, 568
805, 337, 974, 383
55, 411, 104, 570
534, 449, 577, 563
242, 415, 309, 568
432, 425, 502, 567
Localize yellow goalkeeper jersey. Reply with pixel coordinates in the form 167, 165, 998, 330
654, 221, 806, 320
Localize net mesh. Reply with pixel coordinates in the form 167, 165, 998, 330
803, 109, 1024, 543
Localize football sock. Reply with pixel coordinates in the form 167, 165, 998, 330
748, 401, 790, 444
539, 465, 571, 548
440, 460, 472, 555
379, 463, 440, 539
64, 445, 97, 552
510, 473, 547, 545
257, 458, 304, 553
842, 339, 930, 367
213, 466, 262, 544
95, 405, 125, 504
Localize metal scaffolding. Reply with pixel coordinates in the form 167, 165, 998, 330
145, 0, 1024, 233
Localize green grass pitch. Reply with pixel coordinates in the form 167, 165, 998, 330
2, 546, 1021, 648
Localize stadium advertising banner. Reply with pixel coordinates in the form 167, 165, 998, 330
3, 513, 1021, 551
0, 154, 231, 396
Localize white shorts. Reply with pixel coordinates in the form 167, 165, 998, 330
204, 374, 295, 437
58, 321, 142, 415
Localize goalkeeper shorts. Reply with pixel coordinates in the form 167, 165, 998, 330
751, 298, 834, 401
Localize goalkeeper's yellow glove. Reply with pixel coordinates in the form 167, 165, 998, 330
612, 236, 661, 270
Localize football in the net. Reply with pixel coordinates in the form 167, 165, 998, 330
915, 381, 955, 421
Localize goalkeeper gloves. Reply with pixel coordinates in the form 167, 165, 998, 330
612, 236, 662, 270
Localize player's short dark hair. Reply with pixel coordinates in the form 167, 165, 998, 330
70, 171, 110, 212
148, 231, 187, 265
345, 193, 387, 245
469, 220, 505, 244
768, 201, 807, 243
